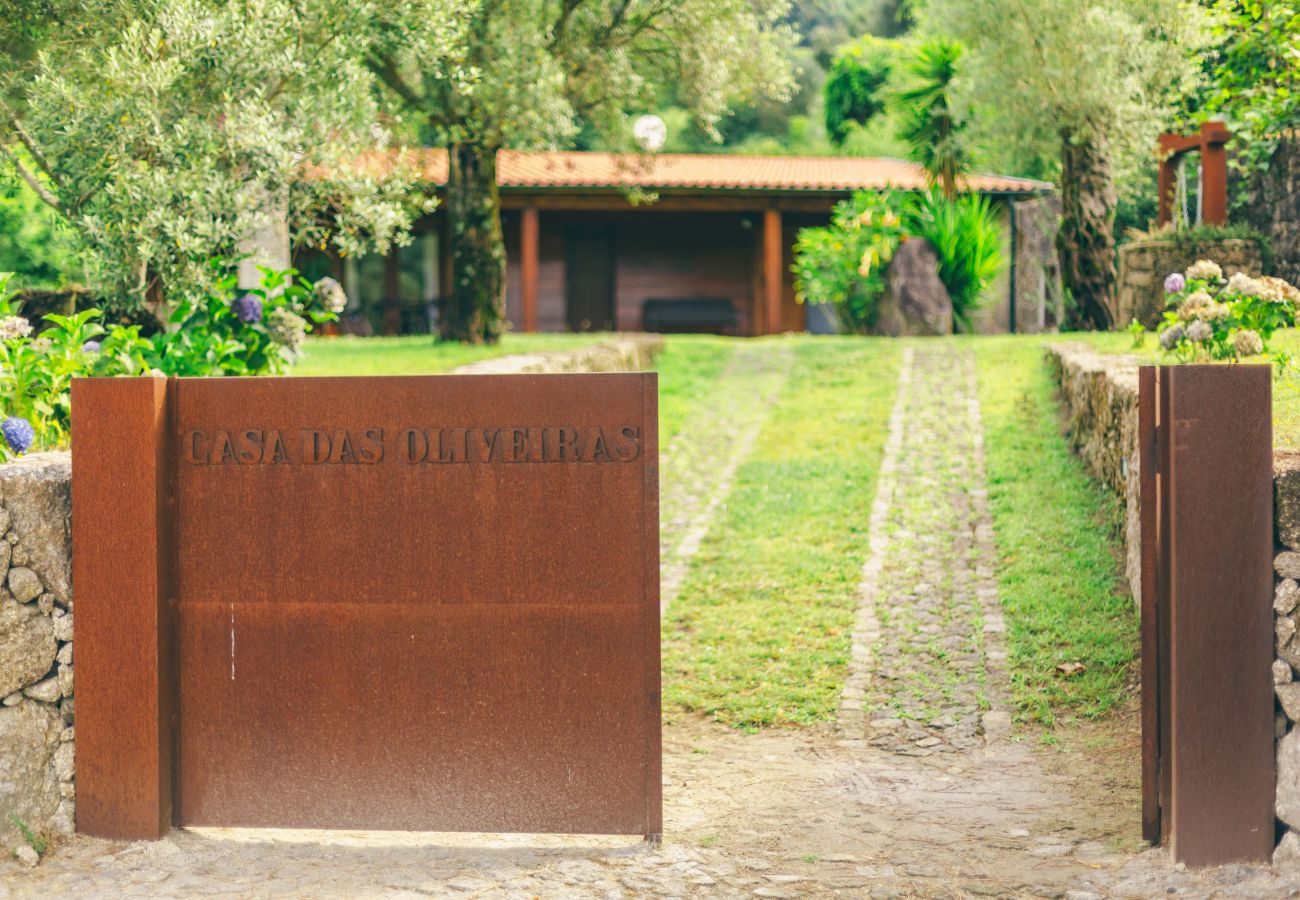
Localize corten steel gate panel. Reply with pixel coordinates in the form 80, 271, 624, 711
72, 373, 661, 840
1138, 365, 1274, 866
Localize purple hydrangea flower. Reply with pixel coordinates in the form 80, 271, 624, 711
2, 417, 34, 455
231, 293, 263, 324
81, 340, 100, 353
1164, 272, 1185, 294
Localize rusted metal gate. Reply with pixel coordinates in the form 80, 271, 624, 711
1139, 364, 1274, 866
72, 374, 661, 841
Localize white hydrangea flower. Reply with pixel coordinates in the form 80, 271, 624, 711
1185, 320, 1213, 342
1233, 329, 1264, 357
1186, 259, 1223, 282
0, 316, 32, 341
1226, 272, 1261, 296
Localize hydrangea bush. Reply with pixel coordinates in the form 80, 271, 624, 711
0, 265, 344, 459
1155, 259, 1300, 365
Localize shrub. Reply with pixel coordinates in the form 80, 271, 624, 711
792, 191, 909, 333
908, 188, 1003, 330
824, 36, 898, 146
793, 188, 1004, 333
0, 264, 343, 459
1155, 259, 1298, 365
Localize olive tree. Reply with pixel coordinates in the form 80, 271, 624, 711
918, 0, 1209, 329
0, 0, 462, 312
368, 0, 795, 343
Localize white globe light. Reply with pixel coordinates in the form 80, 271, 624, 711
633, 115, 668, 153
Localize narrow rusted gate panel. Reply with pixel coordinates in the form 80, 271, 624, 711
73, 372, 661, 840
1140, 364, 1274, 866
1137, 366, 1159, 844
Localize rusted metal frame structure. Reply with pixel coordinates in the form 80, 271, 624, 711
1138, 364, 1274, 866
1157, 120, 1231, 229
72, 373, 662, 842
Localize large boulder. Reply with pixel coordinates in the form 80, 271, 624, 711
876, 238, 953, 336
0, 700, 62, 844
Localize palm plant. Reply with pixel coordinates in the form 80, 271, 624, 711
906, 189, 1004, 330
897, 39, 970, 199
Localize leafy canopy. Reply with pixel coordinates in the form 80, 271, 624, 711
0, 0, 460, 307
824, 35, 897, 146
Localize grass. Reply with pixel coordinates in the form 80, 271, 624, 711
968, 335, 1137, 728
663, 337, 900, 729
290, 332, 609, 376
648, 336, 737, 443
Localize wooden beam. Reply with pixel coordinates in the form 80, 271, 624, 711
763, 208, 782, 336
521, 206, 539, 333
500, 192, 841, 215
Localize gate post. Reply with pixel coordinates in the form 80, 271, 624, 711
1139, 364, 1274, 865
71, 376, 177, 840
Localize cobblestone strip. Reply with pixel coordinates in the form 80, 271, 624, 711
659, 343, 794, 613
853, 346, 1010, 754
838, 347, 914, 734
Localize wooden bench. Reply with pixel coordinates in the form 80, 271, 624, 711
641, 298, 739, 334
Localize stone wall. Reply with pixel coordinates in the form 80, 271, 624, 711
1047, 343, 1300, 864
0, 453, 74, 850
1246, 135, 1300, 287
451, 333, 664, 375
1117, 238, 1264, 329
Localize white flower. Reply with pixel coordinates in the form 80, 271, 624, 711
1186, 259, 1223, 282
1233, 329, 1264, 357
1185, 320, 1213, 342
1178, 291, 1214, 315
1226, 272, 1261, 296
0, 316, 32, 341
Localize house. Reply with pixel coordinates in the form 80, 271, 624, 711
298, 149, 1055, 336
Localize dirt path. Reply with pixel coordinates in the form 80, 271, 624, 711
6, 343, 1300, 897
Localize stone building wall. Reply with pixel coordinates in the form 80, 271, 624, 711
1117, 238, 1265, 329
1246, 135, 1300, 287
1048, 343, 1300, 864
0, 453, 74, 850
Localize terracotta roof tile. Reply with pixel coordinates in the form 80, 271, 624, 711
365, 149, 1050, 195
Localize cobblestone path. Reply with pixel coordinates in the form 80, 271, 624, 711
658, 342, 794, 611
841, 347, 1010, 753
8, 342, 1300, 897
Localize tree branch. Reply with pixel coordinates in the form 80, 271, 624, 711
0, 143, 63, 212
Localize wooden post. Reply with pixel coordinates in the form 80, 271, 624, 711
521, 206, 539, 333
1200, 121, 1229, 227
763, 208, 782, 335
72, 376, 176, 840
1157, 145, 1176, 228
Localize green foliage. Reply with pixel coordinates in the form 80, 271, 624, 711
895, 38, 969, 197
908, 189, 1003, 329
823, 35, 897, 145
1, 0, 447, 310
0, 265, 339, 455
7, 813, 48, 856
793, 188, 1004, 333
1156, 261, 1298, 364
1200, 1, 1300, 186
0, 158, 80, 289
792, 191, 909, 333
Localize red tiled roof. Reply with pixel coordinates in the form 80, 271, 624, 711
366, 149, 1050, 195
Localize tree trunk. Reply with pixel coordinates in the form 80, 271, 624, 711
442, 141, 506, 343
1057, 132, 1117, 330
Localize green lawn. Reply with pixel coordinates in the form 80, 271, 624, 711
290, 332, 609, 376
967, 336, 1136, 728
663, 337, 900, 729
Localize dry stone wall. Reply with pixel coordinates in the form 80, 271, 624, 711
0, 453, 74, 852
1048, 343, 1300, 864
1246, 135, 1300, 287
1117, 238, 1264, 329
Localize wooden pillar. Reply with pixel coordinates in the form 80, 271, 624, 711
1200, 120, 1229, 227
521, 206, 539, 333
763, 208, 782, 336
72, 376, 176, 840
1157, 148, 1176, 228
